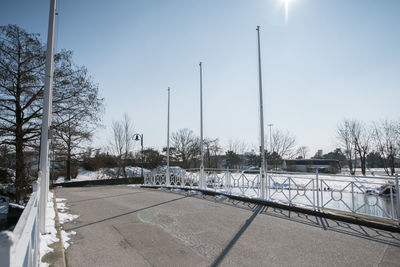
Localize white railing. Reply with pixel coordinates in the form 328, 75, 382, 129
0, 181, 41, 267
145, 168, 400, 222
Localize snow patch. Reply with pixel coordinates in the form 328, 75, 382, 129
187, 190, 203, 195
39, 192, 58, 266
39, 192, 79, 266
55, 166, 150, 183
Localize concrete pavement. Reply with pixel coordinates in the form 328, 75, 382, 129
54, 185, 400, 267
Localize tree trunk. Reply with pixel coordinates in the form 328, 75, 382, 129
389, 155, 395, 176
15, 135, 26, 202
15, 66, 26, 202
348, 159, 353, 175
360, 156, 366, 175
66, 146, 71, 180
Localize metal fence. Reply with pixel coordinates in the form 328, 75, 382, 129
145, 168, 400, 222
0, 181, 41, 267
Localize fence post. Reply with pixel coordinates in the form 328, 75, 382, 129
224, 168, 230, 193
260, 168, 266, 199
315, 169, 320, 211
0, 231, 13, 267
396, 173, 399, 223
351, 182, 355, 212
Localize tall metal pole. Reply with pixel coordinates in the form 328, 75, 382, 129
268, 124, 273, 153
39, 0, 56, 234
141, 134, 144, 177
257, 26, 267, 199
199, 62, 205, 189
166, 87, 170, 185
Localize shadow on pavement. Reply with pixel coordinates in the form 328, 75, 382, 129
65, 195, 188, 231
210, 205, 262, 267
178, 191, 400, 248
67, 190, 149, 204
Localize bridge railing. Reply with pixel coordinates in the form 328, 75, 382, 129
145, 168, 400, 222
0, 181, 41, 267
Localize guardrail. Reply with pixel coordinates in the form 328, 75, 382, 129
0, 181, 41, 267
145, 168, 400, 222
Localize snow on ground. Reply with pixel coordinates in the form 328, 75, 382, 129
55, 197, 79, 250
40, 192, 58, 267
40, 192, 79, 266
55, 166, 150, 183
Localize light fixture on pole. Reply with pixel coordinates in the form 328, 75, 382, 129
199, 62, 205, 189
256, 26, 267, 199
133, 133, 144, 177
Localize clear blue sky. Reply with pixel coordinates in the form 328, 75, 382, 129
2, 0, 399, 156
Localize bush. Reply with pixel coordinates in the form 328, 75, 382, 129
81, 153, 118, 171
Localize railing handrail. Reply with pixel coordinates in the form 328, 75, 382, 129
145, 168, 400, 222
0, 181, 41, 267
183, 168, 395, 181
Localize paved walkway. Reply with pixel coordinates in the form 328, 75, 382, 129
54, 185, 400, 267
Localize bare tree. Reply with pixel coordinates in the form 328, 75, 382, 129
227, 140, 248, 155
110, 114, 134, 178
52, 52, 104, 180
171, 128, 200, 168
270, 129, 297, 159
337, 120, 356, 174
372, 120, 399, 176
350, 120, 371, 176
0, 25, 103, 199
204, 138, 221, 168
0, 25, 46, 200
296, 146, 309, 159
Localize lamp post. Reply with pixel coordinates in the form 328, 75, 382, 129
133, 133, 144, 177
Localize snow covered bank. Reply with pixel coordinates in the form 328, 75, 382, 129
39, 192, 79, 266
55, 166, 150, 183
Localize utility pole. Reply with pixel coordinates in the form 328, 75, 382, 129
166, 87, 170, 185
257, 26, 267, 199
39, 0, 56, 234
199, 62, 205, 189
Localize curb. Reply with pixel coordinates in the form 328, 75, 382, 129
141, 185, 400, 233
52, 191, 67, 267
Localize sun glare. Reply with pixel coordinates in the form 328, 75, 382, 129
282, 0, 291, 23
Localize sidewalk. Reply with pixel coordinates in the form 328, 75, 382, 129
54, 185, 400, 266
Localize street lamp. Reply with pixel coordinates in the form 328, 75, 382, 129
133, 133, 144, 177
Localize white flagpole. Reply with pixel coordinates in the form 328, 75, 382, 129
39, 0, 57, 233
257, 26, 267, 199
166, 87, 170, 185
199, 62, 205, 189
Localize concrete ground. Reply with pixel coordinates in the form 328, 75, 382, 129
54, 185, 400, 267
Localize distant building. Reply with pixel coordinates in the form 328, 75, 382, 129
283, 159, 341, 174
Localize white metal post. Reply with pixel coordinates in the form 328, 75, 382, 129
257, 26, 266, 199
396, 174, 399, 223
199, 62, 205, 189
166, 87, 171, 186
39, 0, 56, 234
315, 169, 320, 210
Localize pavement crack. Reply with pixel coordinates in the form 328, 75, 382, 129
378, 245, 389, 267
111, 225, 155, 267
